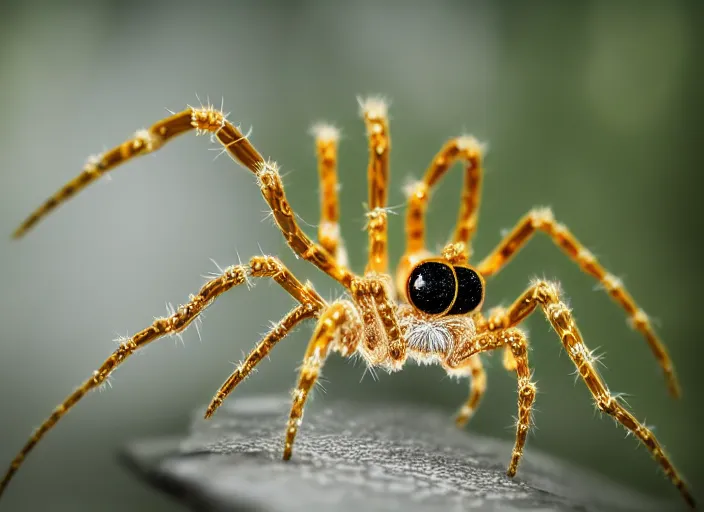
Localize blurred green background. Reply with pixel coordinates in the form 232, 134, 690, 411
0, 0, 701, 510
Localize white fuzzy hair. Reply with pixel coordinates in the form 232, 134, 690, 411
401, 314, 476, 356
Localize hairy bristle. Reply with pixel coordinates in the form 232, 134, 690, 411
456, 135, 487, 154
357, 95, 389, 120
310, 122, 340, 143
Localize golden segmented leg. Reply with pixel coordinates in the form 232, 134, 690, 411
445, 327, 537, 476
0, 255, 323, 498
453, 354, 487, 427
500, 329, 537, 476
365, 207, 389, 276
311, 123, 348, 266
353, 285, 384, 356
477, 208, 680, 397
359, 97, 391, 275
351, 275, 406, 367
483, 306, 518, 371
283, 301, 361, 460
12, 105, 354, 288
205, 303, 319, 418
246, 255, 326, 309
492, 280, 694, 508
502, 344, 518, 371
442, 241, 470, 265
397, 136, 484, 295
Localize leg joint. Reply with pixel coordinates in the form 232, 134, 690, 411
501, 328, 528, 358
596, 395, 617, 414
531, 279, 561, 305
249, 255, 284, 277
519, 381, 537, 403
528, 207, 555, 229
190, 106, 226, 134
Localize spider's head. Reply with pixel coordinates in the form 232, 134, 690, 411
405, 259, 485, 317
398, 257, 485, 359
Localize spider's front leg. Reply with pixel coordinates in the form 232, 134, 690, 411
477, 208, 680, 397
446, 328, 536, 475
12, 105, 354, 289
204, 303, 319, 419
282, 300, 362, 459
278, 271, 413, 459
488, 280, 695, 508
0, 255, 323, 499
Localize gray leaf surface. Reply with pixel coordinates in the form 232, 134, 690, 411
120, 395, 678, 512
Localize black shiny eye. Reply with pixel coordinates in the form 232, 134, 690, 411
407, 261, 458, 315
448, 266, 484, 315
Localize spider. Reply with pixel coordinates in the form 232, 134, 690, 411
0, 97, 694, 508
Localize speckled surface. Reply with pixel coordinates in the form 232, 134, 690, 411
120, 395, 678, 512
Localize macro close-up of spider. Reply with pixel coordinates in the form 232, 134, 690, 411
0, 95, 695, 509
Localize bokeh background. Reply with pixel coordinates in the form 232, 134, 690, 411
0, 0, 701, 510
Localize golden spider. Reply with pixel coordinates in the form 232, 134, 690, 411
0, 97, 694, 508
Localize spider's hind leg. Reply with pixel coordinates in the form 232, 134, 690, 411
359, 97, 391, 276
283, 300, 362, 460
396, 136, 485, 296
311, 123, 349, 267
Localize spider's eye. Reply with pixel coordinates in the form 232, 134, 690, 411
407, 261, 458, 316
448, 266, 484, 315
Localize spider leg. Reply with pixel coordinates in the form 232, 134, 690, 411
247, 255, 325, 309
12, 106, 354, 288
445, 327, 537, 476
502, 344, 518, 371
441, 241, 471, 265
484, 306, 519, 371
396, 136, 484, 296
351, 275, 406, 367
359, 97, 391, 275
283, 301, 362, 460
492, 280, 694, 508
453, 354, 488, 428
500, 329, 536, 477
204, 303, 318, 418
476, 208, 680, 397
0, 255, 324, 499
310, 123, 349, 267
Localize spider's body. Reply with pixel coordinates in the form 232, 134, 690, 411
0, 97, 695, 508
